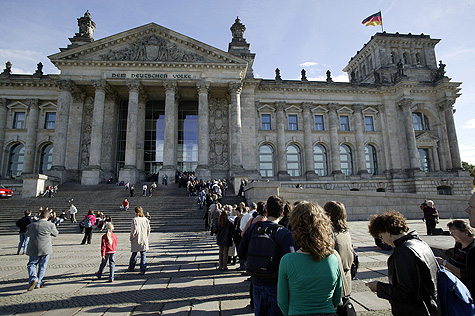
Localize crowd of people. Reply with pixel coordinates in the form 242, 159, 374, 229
14, 177, 475, 316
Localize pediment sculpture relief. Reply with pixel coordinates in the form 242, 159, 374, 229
100, 35, 213, 62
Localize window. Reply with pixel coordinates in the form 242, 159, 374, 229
313, 144, 328, 176
314, 115, 324, 131
365, 145, 378, 175
259, 145, 274, 177
390, 52, 396, 64
418, 148, 431, 172
403, 52, 409, 64
13, 112, 25, 129
8, 144, 25, 177
437, 186, 452, 195
44, 112, 56, 129
39, 144, 53, 173
287, 144, 302, 176
413, 112, 430, 131
340, 116, 350, 131
288, 115, 298, 130
365, 116, 374, 131
340, 144, 353, 176
261, 114, 271, 130
416, 53, 422, 65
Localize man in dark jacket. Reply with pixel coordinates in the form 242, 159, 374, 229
366, 211, 440, 316
16, 210, 32, 255
238, 195, 295, 316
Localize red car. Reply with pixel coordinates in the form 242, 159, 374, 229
0, 185, 13, 198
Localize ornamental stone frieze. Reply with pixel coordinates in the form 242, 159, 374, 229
99, 35, 212, 63
208, 97, 229, 169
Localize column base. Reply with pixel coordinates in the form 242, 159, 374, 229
195, 165, 212, 181
119, 166, 140, 185
81, 168, 104, 185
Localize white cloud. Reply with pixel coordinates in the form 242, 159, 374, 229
463, 118, 475, 129
460, 144, 475, 165
299, 62, 318, 67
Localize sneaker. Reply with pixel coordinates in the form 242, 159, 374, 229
27, 279, 38, 291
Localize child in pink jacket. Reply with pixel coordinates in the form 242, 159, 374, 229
95, 222, 117, 282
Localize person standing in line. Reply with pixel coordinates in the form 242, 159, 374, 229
68, 203, 77, 223
277, 201, 342, 315
365, 211, 439, 316
95, 222, 117, 282
25, 209, 58, 290
16, 210, 32, 255
127, 206, 150, 274
464, 192, 475, 298
81, 210, 96, 245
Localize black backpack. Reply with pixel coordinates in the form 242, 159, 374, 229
246, 222, 281, 278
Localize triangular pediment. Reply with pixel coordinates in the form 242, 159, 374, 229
48, 23, 247, 66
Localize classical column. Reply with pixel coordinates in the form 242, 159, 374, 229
196, 80, 211, 179
328, 103, 342, 175
88, 80, 107, 168
398, 98, 420, 170
82, 80, 108, 185
439, 98, 462, 170
51, 80, 75, 180
302, 102, 316, 178
228, 81, 244, 171
275, 101, 289, 178
136, 91, 147, 177
162, 81, 177, 170
353, 104, 368, 176
125, 80, 140, 167
0, 98, 7, 174
22, 99, 39, 174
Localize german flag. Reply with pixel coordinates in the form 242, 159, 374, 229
362, 12, 382, 26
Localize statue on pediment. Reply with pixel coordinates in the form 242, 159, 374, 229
100, 35, 210, 62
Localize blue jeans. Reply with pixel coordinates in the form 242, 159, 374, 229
253, 283, 283, 316
18, 233, 29, 254
97, 253, 116, 281
27, 254, 50, 287
129, 251, 146, 272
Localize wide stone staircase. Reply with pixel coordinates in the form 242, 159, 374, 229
0, 182, 209, 235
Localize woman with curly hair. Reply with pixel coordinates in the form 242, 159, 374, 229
277, 201, 341, 316
366, 211, 439, 316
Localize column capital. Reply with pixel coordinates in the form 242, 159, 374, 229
126, 80, 141, 92
397, 98, 414, 110
437, 98, 455, 111
26, 98, 39, 108
228, 81, 243, 94
92, 79, 109, 93
301, 102, 314, 112
164, 81, 178, 93
275, 101, 286, 111
352, 103, 364, 113
196, 80, 210, 94
56, 79, 76, 92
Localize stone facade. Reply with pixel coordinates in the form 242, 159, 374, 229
0, 12, 472, 197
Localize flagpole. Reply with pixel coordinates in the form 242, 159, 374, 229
380, 9, 384, 32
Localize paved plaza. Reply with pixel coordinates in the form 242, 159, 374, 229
0, 219, 457, 316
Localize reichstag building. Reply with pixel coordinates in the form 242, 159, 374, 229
0, 11, 472, 196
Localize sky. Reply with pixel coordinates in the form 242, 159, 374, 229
1, 0, 474, 165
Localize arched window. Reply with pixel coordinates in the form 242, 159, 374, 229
259, 145, 274, 177
413, 112, 430, 131
39, 144, 53, 174
403, 52, 409, 64
340, 144, 353, 176
416, 53, 422, 65
418, 148, 431, 172
8, 143, 25, 177
287, 144, 302, 177
313, 144, 328, 176
365, 145, 378, 175
390, 52, 396, 64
